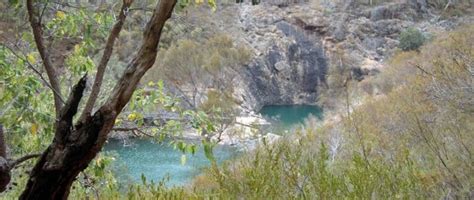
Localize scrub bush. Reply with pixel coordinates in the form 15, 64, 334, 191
398, 27, 426, 51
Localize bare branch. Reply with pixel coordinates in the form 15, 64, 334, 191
0, 125, 6, 159
410, 62, 433, 76
0, 125, 40, 193
50, 1, 89, 9
79, 172, 99, 199
112, 127, 154, 137
39, 2, 49, 24
80, 0, 135, 122
26, 0, 64, 117
0, 152, 40, 193
8, 154, 42, 169
54, 75, 87, 145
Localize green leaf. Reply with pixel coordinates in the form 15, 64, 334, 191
180, 154, 187, 165
141, 173, 147, 185
203, 141, 215, 162
8, 0, 19, 6
187, 144, 197, 155
208, 0, 217, 12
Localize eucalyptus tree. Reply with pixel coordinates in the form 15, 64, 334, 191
0, 0, 216, 199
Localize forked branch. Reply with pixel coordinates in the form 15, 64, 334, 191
80, 0, 135, 121
95, 0, 177, 142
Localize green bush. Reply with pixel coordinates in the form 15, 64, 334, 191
398, 28, 426, 51
182, 25, 474, 200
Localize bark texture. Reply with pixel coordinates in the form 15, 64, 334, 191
80, 0, 134, 121
0, 125, 10, 192
20, 0, 177, 199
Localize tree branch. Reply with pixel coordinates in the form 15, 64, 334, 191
55, 75, 87, 145
80, 0, 135, 122
27, 0, 64, 117
95, 0, 177, 141
0, 42, 65, 105
0, 125, 6, 159
112, 127, 154, 137
17, 1, 178, 198
60, 76, 88, 124
8, 154, 42, 169
0, 125, 41, 193
79, 172, 99, 200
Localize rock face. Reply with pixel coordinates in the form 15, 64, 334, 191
219, 1, 473, 113
240, 21, 328, 111
234, 5, 329, 112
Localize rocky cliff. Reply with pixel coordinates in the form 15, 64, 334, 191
231, 4, 331, 112
226, 1, 473, 113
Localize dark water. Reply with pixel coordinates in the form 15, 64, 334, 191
104, 139, 238, 186
259, 105, 323, 132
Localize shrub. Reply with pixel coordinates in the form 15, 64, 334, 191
398, 27, 426, 51
183, 25, 474, 200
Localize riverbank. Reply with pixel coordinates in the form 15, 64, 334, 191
105, 104, 328, 186
109, 113, 280, 152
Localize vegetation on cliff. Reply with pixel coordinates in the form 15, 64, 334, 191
168, 24, 473, 200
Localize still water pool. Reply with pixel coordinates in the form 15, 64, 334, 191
104, 139, 239, 186
105, 105, 322, 186
259, 105, 323, 132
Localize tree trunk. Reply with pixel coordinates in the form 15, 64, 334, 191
20, 0, 177, 199
0, 124, 10, 192
19, 76, 99, 199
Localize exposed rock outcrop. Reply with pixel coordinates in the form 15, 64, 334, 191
233, 5, 329, 112
226, 1, 473, 113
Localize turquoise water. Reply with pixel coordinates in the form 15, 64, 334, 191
105, 105, 322, 186
104, 139, 238, 186
259, 105, 323, 132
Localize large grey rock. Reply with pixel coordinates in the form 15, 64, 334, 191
230, 5, 332, 112
237, 19, 328, 111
